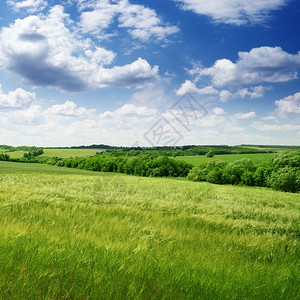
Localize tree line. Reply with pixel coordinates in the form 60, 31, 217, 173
1, 145, 299, 193
188, 151, 300, 193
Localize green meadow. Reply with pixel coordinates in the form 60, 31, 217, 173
0, 161, 299, 299
40, 148, 100, 158
6, 148, 100, 159
174, 153, 273, 167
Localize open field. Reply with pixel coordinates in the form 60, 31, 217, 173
6, 148, 100, 159
174, 153, 273, 167
0, 161, 299, 299
40, 148, 100, 158
241, 145, 300, 152
5, 150, 27, 158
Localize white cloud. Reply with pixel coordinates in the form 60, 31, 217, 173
1, 104, 42, 124
219, 86, 270, 102
234, 111, 256, 119
0, 84, 36, 108
0, 6, 159, 92
85, 47, 116, 65
7, 0, 47, 13
252, 121, 300, 131
174, 0, 287, 25
176, 80, 218, 96
236, 86, 271, 99
132, 84, 169, 109
101, 103, 158, 121
219, 90, 232, 102
212, 107, 226, 115
195, 47, 300, 87
261, 116, 278, 121
45, 101, 96, 117
275, 92, 300, 116
95, 58, 159, 88
79, 0, 179, 42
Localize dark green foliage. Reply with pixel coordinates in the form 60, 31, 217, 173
241, 171, 255, 186
2, 142, 299, 193
222, 159, 255, 185
206, 151, 215, 158
0, 153, 10, 161
267, 167, 300, 193
254, 166, 273, 187
188, 153, 300, 193
38, 154, 193, 178
23, 148, 44, 159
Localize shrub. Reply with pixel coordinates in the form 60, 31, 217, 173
206, 169, 224, 184
187, 167, 204, 181
267, 167, 299, 193
206, 151, 215, 158
241, 171, 255, 186
222, 159, 255, 185
254, 166, 273, 187
270, 152, 300, 170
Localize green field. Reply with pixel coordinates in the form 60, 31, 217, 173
6, 148, 100, 159
5, 150, 27, 158
174, 153, 273, 167
40, 148, 100, 158
0, 161, 299, 299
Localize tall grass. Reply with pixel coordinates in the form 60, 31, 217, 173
0, 161, 299, 299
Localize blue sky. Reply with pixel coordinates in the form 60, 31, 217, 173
0, 0, 299, 146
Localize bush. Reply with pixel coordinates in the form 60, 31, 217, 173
206, 169, 224, 184
254, 166, 273, 187
206, 151, 215, 158
222, 159, 255, 185
270, 152, 300, 170
241, 171, 255, 186
187, 167, 204, 181
0, 153, 10, 161
267, 167, 299, 193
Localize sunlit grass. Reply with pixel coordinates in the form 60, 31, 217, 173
0, 161, 299, 299
40, 148, 100, 158
174, 153, 273, 166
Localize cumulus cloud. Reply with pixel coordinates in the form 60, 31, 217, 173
275, 92, 300, 116
252, 121, 300, 131
176, 80, 269, 102
234, 111, 256, 119
7, 0, 47, 13
45, 101, 96, 117
176, 80, 218, 96
212, 107, 226, 115
1, 104, 42, 124
0, 5, 159, 92
0, 84, 36, 108
194, 47, 300, 87
174, 0, 287, 25
79, 0, 179, 42
219, 86, 270, 102
261, 116, 278, 121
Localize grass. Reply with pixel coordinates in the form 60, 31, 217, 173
5, 150, 27, 158
6, 148, 100, 159
0, 161, 299, 299
40, 148, 100, 158
174, 153, 273, 167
